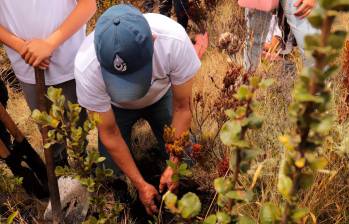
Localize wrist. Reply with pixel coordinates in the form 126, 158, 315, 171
45, 35, 59, 51
133, 178, 147, 191
14, 38, 26, 54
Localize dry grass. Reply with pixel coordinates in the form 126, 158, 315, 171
1, 1, 349, 223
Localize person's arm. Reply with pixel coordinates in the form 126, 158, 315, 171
93, 109, 159, 215
0, 103, 23, 142
22, 0, 97, 67
0, 25, 26, 53
159, 78, 194, 193
0, 26, 50, 69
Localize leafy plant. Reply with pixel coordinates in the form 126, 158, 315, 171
163, 126, 193, 181
163, 75, 273, 223
32, 87, 121, 223
201, 75, 273, 224
261, 2, 349, 224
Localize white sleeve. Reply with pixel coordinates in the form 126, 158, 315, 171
75, 66, 112, 113
169, 35, 201, 85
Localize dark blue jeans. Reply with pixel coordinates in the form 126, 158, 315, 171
99, 90, 173, 176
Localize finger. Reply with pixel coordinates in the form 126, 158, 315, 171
24, 52, 33, 64
169, 182, 179, 192
145, 206, 153, 215
28, 55, 37, 66
293, 0, 303, 7
20, 46, 29, 58
151, 204, 158, 214
38, 65, 48, 70
159, 179, 166, 193
301, 9, 312, 19
294, 5, 308, 17
33, 57, 44, 67
43, 58, 51, 64
39, 61, 49, 67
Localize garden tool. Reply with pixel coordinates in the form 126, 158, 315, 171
4, 146, 49, 199
34, 68, 62, 223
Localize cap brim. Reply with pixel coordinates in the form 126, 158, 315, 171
101, 61, 152, 103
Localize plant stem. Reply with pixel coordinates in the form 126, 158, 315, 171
280, 14, 335, 224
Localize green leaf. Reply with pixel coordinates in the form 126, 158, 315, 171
291, 208, 309, 222
309, 156, 328, 170
259, 78, 274, 89
204, 215, 217, 224
178, 192, 201, 219
313, 116, 333, 134
277, 175, 293, 200
6, 211, 18, 224
216, 212, 231, 224
304, 34, 321, 50
220, 120, 242, 146
96, 157, 106, 163
104, 168, 114, 177
225, 109, 235, 119
321, 0, 349, 11
234, 85, 252, 101
163, 191, 178, 213
238, 216, 256, 224
247, 114, 263, 129
299, 173, 315, 189
307, 9, 324, 28
328, 31, 347, 49
226, 190, 254, 202
260, 203, 281, 224
250, 76, 262, 88
166, 160, 177, 169
214, 177, 233, 194
55, 166, 65, 176
217, 194, 230, 208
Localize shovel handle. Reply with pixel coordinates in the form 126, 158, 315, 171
34, 68, 62, 224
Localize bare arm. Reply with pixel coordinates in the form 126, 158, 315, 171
94, 109, 146, 188
0, 25, 25, 53
23, 0, 97, 66
159, 78, 194, 193
0, 104, 24, 142
46, 0, 96, 50
171, 78, 194, 139
92, 109, 159, 215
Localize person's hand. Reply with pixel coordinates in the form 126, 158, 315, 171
20, 39, 55, 67
294, 0, 316, 19
159, 166, 179, 193
138, 182, 160, 215
194, 32, 209, 59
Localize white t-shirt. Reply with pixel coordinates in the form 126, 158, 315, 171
0, 0, 86, 85
75, 13, 201, 112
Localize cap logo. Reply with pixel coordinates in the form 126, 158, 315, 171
113, 54, 127, 72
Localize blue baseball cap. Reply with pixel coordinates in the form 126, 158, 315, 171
94, 4, 153, 102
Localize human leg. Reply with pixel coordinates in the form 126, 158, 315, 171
143, 90, 173, 161
244, 9, 272, 72
98, 106, 141, 177
281, 0, 318, 66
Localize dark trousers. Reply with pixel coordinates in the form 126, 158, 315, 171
159, 0, 189, 30
99, 90, 173, 177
